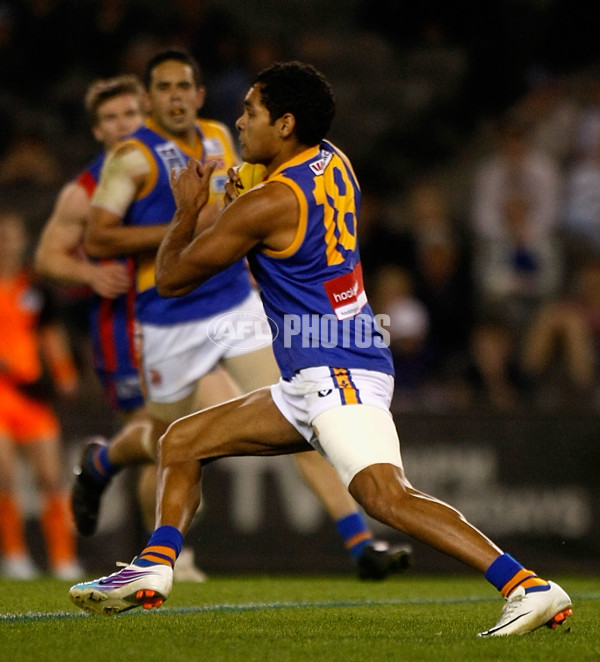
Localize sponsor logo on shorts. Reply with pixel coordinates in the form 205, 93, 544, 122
149, 369, 162, 386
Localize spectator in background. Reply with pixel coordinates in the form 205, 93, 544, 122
468, 117, 565, 410
466, 315, 524, 411
509, 75, 579, 168
354, 169, 408, 293
401, 180, 474, 386
471, 115, 561, 243
0, 208, 82, 580
0, 116, 64, 232
561, 121, 600, 268
570, 68, 600, 162
0, 122, 62, 188
370, 265, 439, 410
521, 259, 600, 408
472, 192, 563, 332
468, 192, 562, 410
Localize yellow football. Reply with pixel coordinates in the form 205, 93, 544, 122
234, 162, 268, 196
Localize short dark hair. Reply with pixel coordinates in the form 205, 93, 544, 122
84, 75, 144, 126
143, 49, 204, 89
252, 61, 335, 146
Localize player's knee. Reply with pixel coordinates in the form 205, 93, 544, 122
157, 418, 190, 465
349, 463, 409, 520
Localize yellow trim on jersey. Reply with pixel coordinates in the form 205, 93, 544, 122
271, 145, 321, 173
120, 139, 159, 200
262, 177, 308, 259
261, 145, 321, 259
136, 254, 156, 293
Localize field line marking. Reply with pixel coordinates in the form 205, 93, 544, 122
1, 592, 598, 624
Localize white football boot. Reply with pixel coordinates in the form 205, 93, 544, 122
478, 581, 572, 636
69, 560, 173, 615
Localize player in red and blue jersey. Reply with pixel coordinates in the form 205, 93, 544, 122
36, 76, 145, 415
70, 61, 572, 638
75, 153, 141, 411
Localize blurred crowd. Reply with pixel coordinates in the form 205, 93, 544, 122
2, 0, 600, 415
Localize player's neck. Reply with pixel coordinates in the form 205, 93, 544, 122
266, 143, 320, 176
147, 116, 199, 149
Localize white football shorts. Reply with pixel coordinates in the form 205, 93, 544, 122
137, 289, 272, 403
271, 366, 403, 486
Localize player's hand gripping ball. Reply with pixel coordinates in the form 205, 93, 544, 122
233, 162, 268, 196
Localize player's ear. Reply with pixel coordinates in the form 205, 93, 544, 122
91, 125, 103, 143
279, 113, 295, 138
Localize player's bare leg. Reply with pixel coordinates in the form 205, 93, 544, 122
138, 367, 244, 581
348, 463, 500, 572
155, 388, 308, 532
225, 349, 412, 577
72, 409, 154, 537
293, 450, 412, 577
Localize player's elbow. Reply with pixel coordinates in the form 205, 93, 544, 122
155, 279, 184, 298
155, 280, 193, 298
155, 259, 212, 298
155, 268, 191, 298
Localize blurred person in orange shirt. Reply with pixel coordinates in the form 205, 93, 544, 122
0, 209, 82, 579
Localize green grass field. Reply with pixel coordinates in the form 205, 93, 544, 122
1, 574, 598, 661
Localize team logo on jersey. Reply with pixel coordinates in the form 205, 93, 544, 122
203, 137, 225, 156
323, 262, 367, 320
309, 149, 332, 176
156, 142, 187, 175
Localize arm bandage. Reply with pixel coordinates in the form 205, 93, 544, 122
91, 147, 151, 217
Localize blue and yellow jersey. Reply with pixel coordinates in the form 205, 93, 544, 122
248, 140, 394, 379
122, 117, 250, 325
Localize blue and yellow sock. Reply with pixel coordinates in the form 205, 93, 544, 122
485, 553, 549, 597
135, 525, 183, 568
336, 513, 373, 561
87, 445, 118, 483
